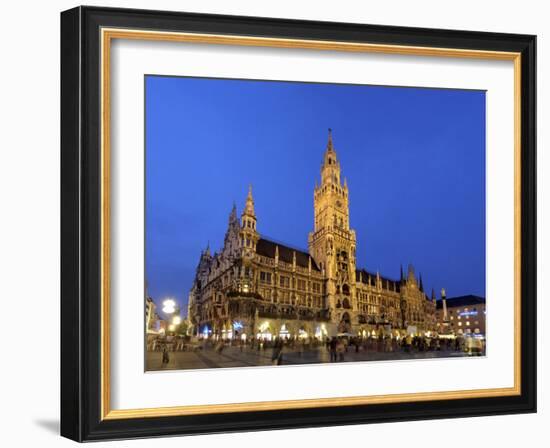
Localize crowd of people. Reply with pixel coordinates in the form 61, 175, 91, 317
323, 334, 477, 362
154, 332, 485, 367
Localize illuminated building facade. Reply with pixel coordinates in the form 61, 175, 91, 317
188, 131, 438, 340
145, 296, 159, 334
436, 295, 486, 336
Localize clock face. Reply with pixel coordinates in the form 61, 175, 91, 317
335, 200, 342, 209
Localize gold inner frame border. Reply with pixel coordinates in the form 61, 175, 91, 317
100, 27, 522, 420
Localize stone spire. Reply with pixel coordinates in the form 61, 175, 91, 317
326, 128, 334, 152
419, 273, 424, 292
407, 264, 416, 283
243, 184, 255, 217
229, 201, 238, 225
320, 129, 341, 187
239, 184, 259, 253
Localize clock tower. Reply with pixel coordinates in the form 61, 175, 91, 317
309, 130, 357, 328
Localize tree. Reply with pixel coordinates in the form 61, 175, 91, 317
176, 319, 189, 336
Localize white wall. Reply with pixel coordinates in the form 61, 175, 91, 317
0, 0, 546, 446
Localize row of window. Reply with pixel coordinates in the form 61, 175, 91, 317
357, 292, 398, 308
259, 271, 322, 293
450, 315, 481, 321
451, 321, 480, 328
270, 291, 323, 307
319, 181, 346, 196
240, 237, 256, 248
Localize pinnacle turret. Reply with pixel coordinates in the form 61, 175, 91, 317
228, 201, 238, 224
326, 128, 334, 152
407, 264, 415, 282
242, 184, 255, 217
240, 185, 258, 250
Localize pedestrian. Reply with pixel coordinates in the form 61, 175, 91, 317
385, 336, 392, 352
162, 346, 170, 366
329, 337, 338, 362
272, 339, 283, 365
405, 334, 412, 353
298, 338, 304, 357
336, 338, 345, 362
276, 340, 284, 365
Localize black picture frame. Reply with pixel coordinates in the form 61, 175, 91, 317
61, 5, 536, 442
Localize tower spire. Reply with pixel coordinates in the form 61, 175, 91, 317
321, 129, 340, 186
243, 184, 255, 217
327, 128, 334, 151
229, 201, 237, 223
239, 184, 259, 253
407, 264, 416, 284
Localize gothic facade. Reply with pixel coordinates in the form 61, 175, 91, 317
188, 131, 438, 340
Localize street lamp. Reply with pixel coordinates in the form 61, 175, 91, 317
162, 298, 176, 314
161, 298, 180, 336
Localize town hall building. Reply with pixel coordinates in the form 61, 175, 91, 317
188, 131, 438, 340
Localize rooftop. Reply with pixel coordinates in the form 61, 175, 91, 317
256, 238, 320, 271
437, 295, 485, 309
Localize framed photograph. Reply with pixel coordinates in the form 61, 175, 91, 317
60, 6, 536, 441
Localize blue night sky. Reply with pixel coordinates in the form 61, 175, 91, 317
145, 75, 486, 316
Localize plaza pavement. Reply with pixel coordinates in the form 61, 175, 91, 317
146, 345, 476, 371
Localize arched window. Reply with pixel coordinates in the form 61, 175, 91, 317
342, 284, 350, 296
